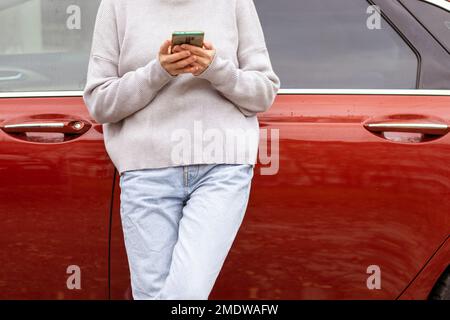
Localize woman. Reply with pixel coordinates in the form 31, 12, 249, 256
83, 0, 280, 300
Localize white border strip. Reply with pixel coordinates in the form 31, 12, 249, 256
0, 91, 85, 98
0, 89, 450, 98
421, 0, 450, 12
278, 89, 450, 96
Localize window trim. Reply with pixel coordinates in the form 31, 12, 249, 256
399, 0, 450, 55
278, 89, 450, 95
374, 0, 450, 89
420, 0, 450, 12
368, 0, 422, 89
0, 89, 449, 98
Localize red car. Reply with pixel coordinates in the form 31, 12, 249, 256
0, 0, 449, 299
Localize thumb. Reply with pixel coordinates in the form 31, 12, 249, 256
160, 39, 171, 55
203, 41, 214, 50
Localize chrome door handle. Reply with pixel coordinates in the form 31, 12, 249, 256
0, 72, 23, 81
364, 122, 449, 135
1, 120, 90, 134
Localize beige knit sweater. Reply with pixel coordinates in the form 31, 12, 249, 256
83, 0, 280, 174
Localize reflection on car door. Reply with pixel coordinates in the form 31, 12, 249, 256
210, 0, 450, 299
0, 95, 114, 299
0, 0, 110, 299
211, 92, 450, 299
106, 0, 450, 299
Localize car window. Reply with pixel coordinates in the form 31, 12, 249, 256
399, 0, 450, 54
0, 0, 420, 92
0, 0, 100, 92
255, 0, 419, 89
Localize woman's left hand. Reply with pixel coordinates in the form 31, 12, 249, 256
172, 41, 216, 76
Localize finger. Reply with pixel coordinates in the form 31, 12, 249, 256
173, 64, 198, 75
203, 41, 214, 50
173, 44, 188, 53
191, 55, 210, 68
165, 50, 191, 63
172, 45, 183, 53
160, 39, 171, 55
187, 61, 201, 72
180, 44, 209, 58
172, 55, 197, 69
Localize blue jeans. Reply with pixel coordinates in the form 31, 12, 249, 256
119, 164, 254, 300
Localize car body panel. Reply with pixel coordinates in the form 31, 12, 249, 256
0, 97, 112, 299
399, 236, 450, 299
110, 94, 450, 299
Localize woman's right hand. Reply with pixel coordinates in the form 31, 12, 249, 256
159, 39, 198, 76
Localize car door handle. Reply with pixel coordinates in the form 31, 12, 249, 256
0, 71, 23, 81
364, 122, 449, 136
1, 120, 90, 135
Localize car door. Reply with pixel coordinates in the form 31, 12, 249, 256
209, 0, 450, 299
0, 0, 112, 299
108, 0, 450, 299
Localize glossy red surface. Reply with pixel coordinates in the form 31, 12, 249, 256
399, 236, 450, 299
0, 97, 113, 299
1, 94, 449, 299
111, 94, 450, 299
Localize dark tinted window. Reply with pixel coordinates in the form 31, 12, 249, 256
0, 0, 420, 92
399, 0, 450, 53
256, 0, 419, 89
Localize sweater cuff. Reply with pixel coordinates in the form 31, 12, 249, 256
148, 57, 177, 86
194, 51, 238, 85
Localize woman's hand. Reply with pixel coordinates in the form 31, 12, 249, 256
171, 41, 216, 76
159, 39, 198, 76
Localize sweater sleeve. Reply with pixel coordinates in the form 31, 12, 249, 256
83, 0, 176, 124
195, 0, 280, 117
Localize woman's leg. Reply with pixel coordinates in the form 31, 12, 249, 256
119, 166, 186, 300
156, 164, 254, 300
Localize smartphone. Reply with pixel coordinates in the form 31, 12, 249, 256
171, 31, 205, 53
